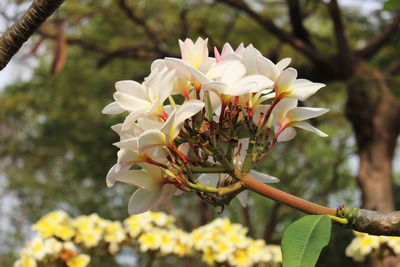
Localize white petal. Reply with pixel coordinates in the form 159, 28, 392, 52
198, 57, 216, 74
272, 98, 298, 120
166, 57, 210, 84
117, 149, 142, 169
290, 81, 325, 101
114, 170, 160, 190
150, 59, 166, 72
277, 127, 296, 142
221, 53, 241, 61
111, 123, 122, 134
138, 130, 166, 153
136, 117, 163, 131
253, 105, 270, 125
256, 92, 275, 105
243, 44, 261, 74
220, 61, 246, 85
276, 58, 291, 71
175, 100, 205, 129
140, 162, 163, 178
161, 109, 176, 139
286, 107, 329, 122
115, 80, 147, 99
197, 174, 219, 187
238, 74, 273, 92
106, 164, 119, 188
235, 43, 245, 56
178, 143, 190, 156
228, 81, 257, 96
293, 121, 328, 137
238, 138, 250, 159
221, 43, 235, 56
274, 68, 297, 94
249, 170, 280, 183
121, 111, 141, 131
113, 92, 150, 112
128, 188, 162, 215
202, 81, 228, 94
149, 68, 175, 103
257, 56, 280, 81
156, 184, 177, 206
102, 102, 125, 114
236, 190, 249, 207
208, 90, 222, 113
114, 137, 138, 150
207, 60, 235, 79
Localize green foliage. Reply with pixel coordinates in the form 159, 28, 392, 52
282, 215, 332, 267
384, 0, 400, 11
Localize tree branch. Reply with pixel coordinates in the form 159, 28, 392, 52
241, 170, 400, 236
38, 30, 173, 67
286, 0, 313, 46
356, 11, 400, 59
0, 0, 64, 71
114, 0, 156, 38
215, 0, 334, 69
327, 0, 353, 75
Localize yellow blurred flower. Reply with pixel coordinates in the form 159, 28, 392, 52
66, 254, 90, 267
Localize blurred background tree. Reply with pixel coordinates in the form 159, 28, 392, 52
0, 0, 399, 266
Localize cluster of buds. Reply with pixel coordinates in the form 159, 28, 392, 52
103, 37, 328, 214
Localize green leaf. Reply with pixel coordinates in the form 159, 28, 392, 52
384, 0, 400, 11
281, 215, 332, 267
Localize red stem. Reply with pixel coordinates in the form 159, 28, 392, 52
239, 170, 336, 216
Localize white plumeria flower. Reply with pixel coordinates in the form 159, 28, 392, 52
115, 100, 204, 152
165, 37, 215, 90
109, 162, 177, 215
179, 37, 214, 71
272, 98, 329, 142
273, 67, 325, 101
202, 61, 273, 102
103, 65, 175, 131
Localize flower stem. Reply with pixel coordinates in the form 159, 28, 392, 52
239, 170, 336, 216
190, 166, 226, 173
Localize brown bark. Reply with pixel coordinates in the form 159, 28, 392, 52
0, 0, 65, 70
345, 63, 400, 267
346, 64, 400, 212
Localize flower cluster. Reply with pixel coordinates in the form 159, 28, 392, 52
346, 231, 400, 262
190, 218, 281, 267
16, 210, 282, 267
14, 236, 90, 267
103, 37, 328, 214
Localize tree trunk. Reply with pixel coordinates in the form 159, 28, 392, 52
346, 65, 400, 211
346, 64, 400, 266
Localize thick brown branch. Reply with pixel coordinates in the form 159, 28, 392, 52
337, 205, 400, 236
0, 0, 64, 70
286, 0, 313, 46
216, 0, 334, 69
356, 11, 400, 59
327, 0, 353, 75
